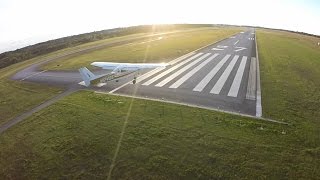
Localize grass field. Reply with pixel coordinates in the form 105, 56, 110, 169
43, 27, 241, 70
2, 91, 319, 179
0, 80, 61, 126
0, 55, 63, 126
257, 29, 320, 147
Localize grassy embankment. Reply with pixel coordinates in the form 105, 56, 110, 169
43, 27, 241, 70
0, 88, 319, 179
0, 91, 304, 179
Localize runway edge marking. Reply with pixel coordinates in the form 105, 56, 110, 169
246, 57, 257, 100
255, 29, 263, 117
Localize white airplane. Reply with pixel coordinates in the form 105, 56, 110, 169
78, 61, 167, 87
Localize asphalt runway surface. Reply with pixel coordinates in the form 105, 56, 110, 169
12, 29, 261, 116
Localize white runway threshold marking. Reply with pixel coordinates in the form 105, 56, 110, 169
142, 53, 203, 86
228, 56, 247, 97
193, 54, 231, 92
155, 53, 211, 87
210, 55, 239, 94
246, 57, 257, 100
169, 53, 219, 89
135, 52, 196, 84
134, 67, 166, 84
109, 53, 197, 93
167, 52, 196, 65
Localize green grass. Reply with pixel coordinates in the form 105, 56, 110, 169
43, 27, 241, 70
257, 29, 320, 147
0, 54, 64, 126
0, 80, 61, 126
0, 91, 319, 179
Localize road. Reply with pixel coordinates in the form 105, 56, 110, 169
12, 29, 262, 117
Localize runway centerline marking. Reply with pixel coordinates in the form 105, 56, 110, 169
193, 54, 231, 92
212, 48, 224, 51
217, 45, 228, 48
246, 57, 257, 100
155, 53, 211, 87
142, 53, 203, 86
212, 45, 228, 51
210, 55, 239, 94
228, 56, 247, 97
169, 53, 219, 89
20, 70, 48, 81
234, 40, 239, 45
235, 47, 247, 52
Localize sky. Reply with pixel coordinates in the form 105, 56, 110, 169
0, 0, 319, 53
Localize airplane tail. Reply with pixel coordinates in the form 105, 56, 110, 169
79, 67, 96, 87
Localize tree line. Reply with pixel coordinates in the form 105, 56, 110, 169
0, 24, 215, 69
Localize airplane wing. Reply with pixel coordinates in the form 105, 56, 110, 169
78, 62, 168, 87
91, 62, 167, 72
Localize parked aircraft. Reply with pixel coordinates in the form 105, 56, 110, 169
79, 62, 167, 87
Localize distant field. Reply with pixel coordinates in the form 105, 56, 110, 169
0, 91, 319, 179
43, 27, 241, 70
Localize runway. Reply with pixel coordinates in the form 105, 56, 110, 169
12, 29, 261, 116
111, 29, 261, 116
